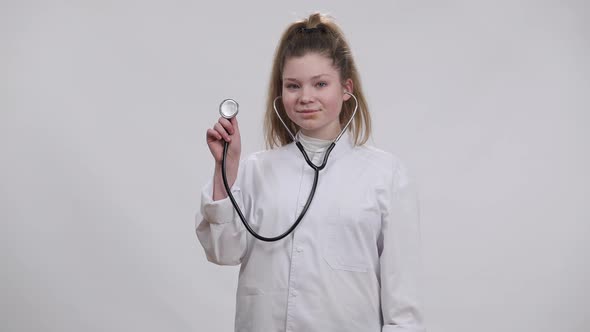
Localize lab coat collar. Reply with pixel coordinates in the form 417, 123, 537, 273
286, 129, 354, 162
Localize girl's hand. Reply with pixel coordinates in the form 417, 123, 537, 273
206, 116, 241, 165
207, 117, 241, 200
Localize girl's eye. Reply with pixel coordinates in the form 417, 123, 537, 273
285, 83, 299, 89
316, 82, 328, 88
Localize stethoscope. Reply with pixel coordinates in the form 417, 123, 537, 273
218, 92, 358, 242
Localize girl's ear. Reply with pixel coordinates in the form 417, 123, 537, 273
343, 78, 353, 101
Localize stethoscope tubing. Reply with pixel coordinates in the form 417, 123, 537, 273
220, 92, 357, 242
221, 140, 331, 242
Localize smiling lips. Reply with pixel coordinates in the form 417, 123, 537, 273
297, 109, 319, 118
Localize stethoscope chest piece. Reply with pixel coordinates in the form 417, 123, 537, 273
219, 99, 239, 119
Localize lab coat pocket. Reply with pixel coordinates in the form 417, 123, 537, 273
321, 210, 370, 273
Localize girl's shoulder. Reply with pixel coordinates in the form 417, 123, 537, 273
354, 144, 406, 169
352, 144, 413, 186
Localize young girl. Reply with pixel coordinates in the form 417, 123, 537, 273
197, 13, 426, 332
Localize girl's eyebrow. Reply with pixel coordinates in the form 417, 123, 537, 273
283, 74, 333, 81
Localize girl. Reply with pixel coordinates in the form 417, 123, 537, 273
197, 13, 426, 332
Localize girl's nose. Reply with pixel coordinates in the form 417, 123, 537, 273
299, 86, 315, 104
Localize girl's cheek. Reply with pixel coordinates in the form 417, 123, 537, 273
282, 95, 296, 108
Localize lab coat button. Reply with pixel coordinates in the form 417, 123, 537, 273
296, 247, 303, 252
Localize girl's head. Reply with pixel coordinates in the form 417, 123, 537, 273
264, 13, 371, 148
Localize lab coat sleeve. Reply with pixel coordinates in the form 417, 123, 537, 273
380, 159, 427, 332
195, 172, 248, 266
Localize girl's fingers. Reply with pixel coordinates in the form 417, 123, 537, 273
218, 117, 234, 135
213, 122, 231, 142
206, 128, 222, 141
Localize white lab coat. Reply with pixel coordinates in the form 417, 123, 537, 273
196, 132, 426, 332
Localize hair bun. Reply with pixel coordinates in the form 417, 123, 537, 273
297, 26, 327, 34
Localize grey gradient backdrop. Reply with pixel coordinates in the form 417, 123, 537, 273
1, 1, 589, 331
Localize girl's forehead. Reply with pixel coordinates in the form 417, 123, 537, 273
282, 53, 338, 79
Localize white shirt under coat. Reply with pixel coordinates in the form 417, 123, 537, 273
196, 131, 426, 332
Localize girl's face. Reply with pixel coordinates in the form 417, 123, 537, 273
281, 52, 352, 140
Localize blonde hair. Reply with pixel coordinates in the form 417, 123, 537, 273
264, 13, 371, 148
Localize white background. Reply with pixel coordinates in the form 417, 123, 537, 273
1, 1, 589, 331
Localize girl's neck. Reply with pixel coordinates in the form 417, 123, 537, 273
297, 131, 331, 154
